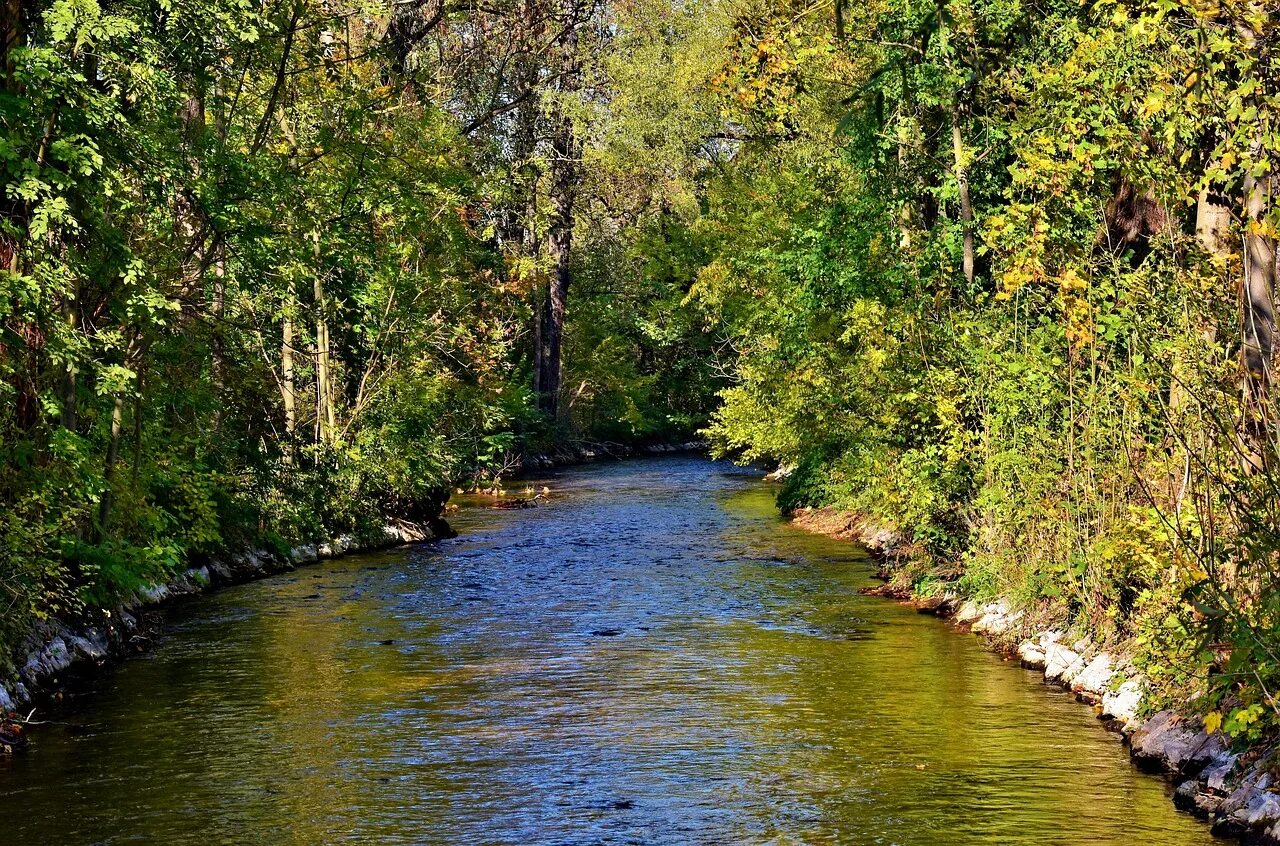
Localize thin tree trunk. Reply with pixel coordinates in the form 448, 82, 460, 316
212, 251, 226, 398
532, 282, 544, 399
1241, 159, 1275, 450
1235, 16, 1275, 474
313, 230, 335, 443
508, 7, 544, 404
100, 337, 144, 531
131, 368, 144, 481
282, 277, 297, 440
276, 107, 301, 447
951, 101, 975, 287
1, 0, 20, 89
97, 393, 126, 532
538, 127, 576, 419
59, 293, 78, 431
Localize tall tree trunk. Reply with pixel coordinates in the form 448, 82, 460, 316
538, 123, 577, 420
1235, 16, 1275, 473
951, 100, 975, 287
211, 250, 226, 400
1, 0, 20, 89
536, 9, 580, 420
508, 3, 544, 404
282, 277, 297, 440
97, 393, 126, 533
100, 337, 144, 532
313, 230, 335, 444
59, 293, 77, 431
1241, 158, 1275, 465
131, 368, 144, 480
276, 107, 301, 447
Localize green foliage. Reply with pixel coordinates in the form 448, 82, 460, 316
9, 0, 1280, 745
0, 0, 725, 666
681, 0, 1280, 730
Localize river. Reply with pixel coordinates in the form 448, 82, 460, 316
0, 456, 1214, 845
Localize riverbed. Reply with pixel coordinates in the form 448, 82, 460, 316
0, 456, 1214, 844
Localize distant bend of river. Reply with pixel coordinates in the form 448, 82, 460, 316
0, 456, 1213, 845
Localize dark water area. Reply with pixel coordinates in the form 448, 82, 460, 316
0, 456, 1214, 844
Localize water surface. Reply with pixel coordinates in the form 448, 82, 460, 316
0, 456, 1214, 844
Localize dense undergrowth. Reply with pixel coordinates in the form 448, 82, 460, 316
0, 0, 723, 667
6, 0, 1280, 748
685, 0, 1280, 741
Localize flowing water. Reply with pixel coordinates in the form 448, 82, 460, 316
0, 456, 1215, 845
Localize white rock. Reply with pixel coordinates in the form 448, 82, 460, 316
1072, 654, 1114, 695
1018, 641, 1047, 668
1038, 630, 1064, 649
1043, 642, 1085, 683
954, 601, 983, 624
1060, 659, 1088, 685
1100, 678, 1144, 725
0, 685, 13, 712
972, 612, 999, 634
290, 544, 319, 564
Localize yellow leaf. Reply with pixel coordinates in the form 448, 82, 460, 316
1204, 711, 1223, 734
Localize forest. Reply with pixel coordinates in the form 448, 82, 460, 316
3, 0, 1280, 752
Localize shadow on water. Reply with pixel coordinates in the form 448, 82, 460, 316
0, 456, 1216, 845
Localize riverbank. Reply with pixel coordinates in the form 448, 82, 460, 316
790, 504, 1280, 844
0, 455, 1214, 844
1, 442, 703, 733
0, 517, 452, 729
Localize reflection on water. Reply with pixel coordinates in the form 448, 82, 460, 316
0, 457, 1213, 845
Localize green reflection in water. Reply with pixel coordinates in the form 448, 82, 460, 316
0, 457, 1215, 845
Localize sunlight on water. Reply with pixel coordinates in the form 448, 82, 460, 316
0, 457, 1214, 845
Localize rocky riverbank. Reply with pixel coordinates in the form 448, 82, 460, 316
1, 444, 705, 738
0, 517, 452, 728
790, 504, 1280, 845
3, 443, 706, 735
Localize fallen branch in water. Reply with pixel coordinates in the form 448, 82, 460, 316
491, 493, 548, 510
